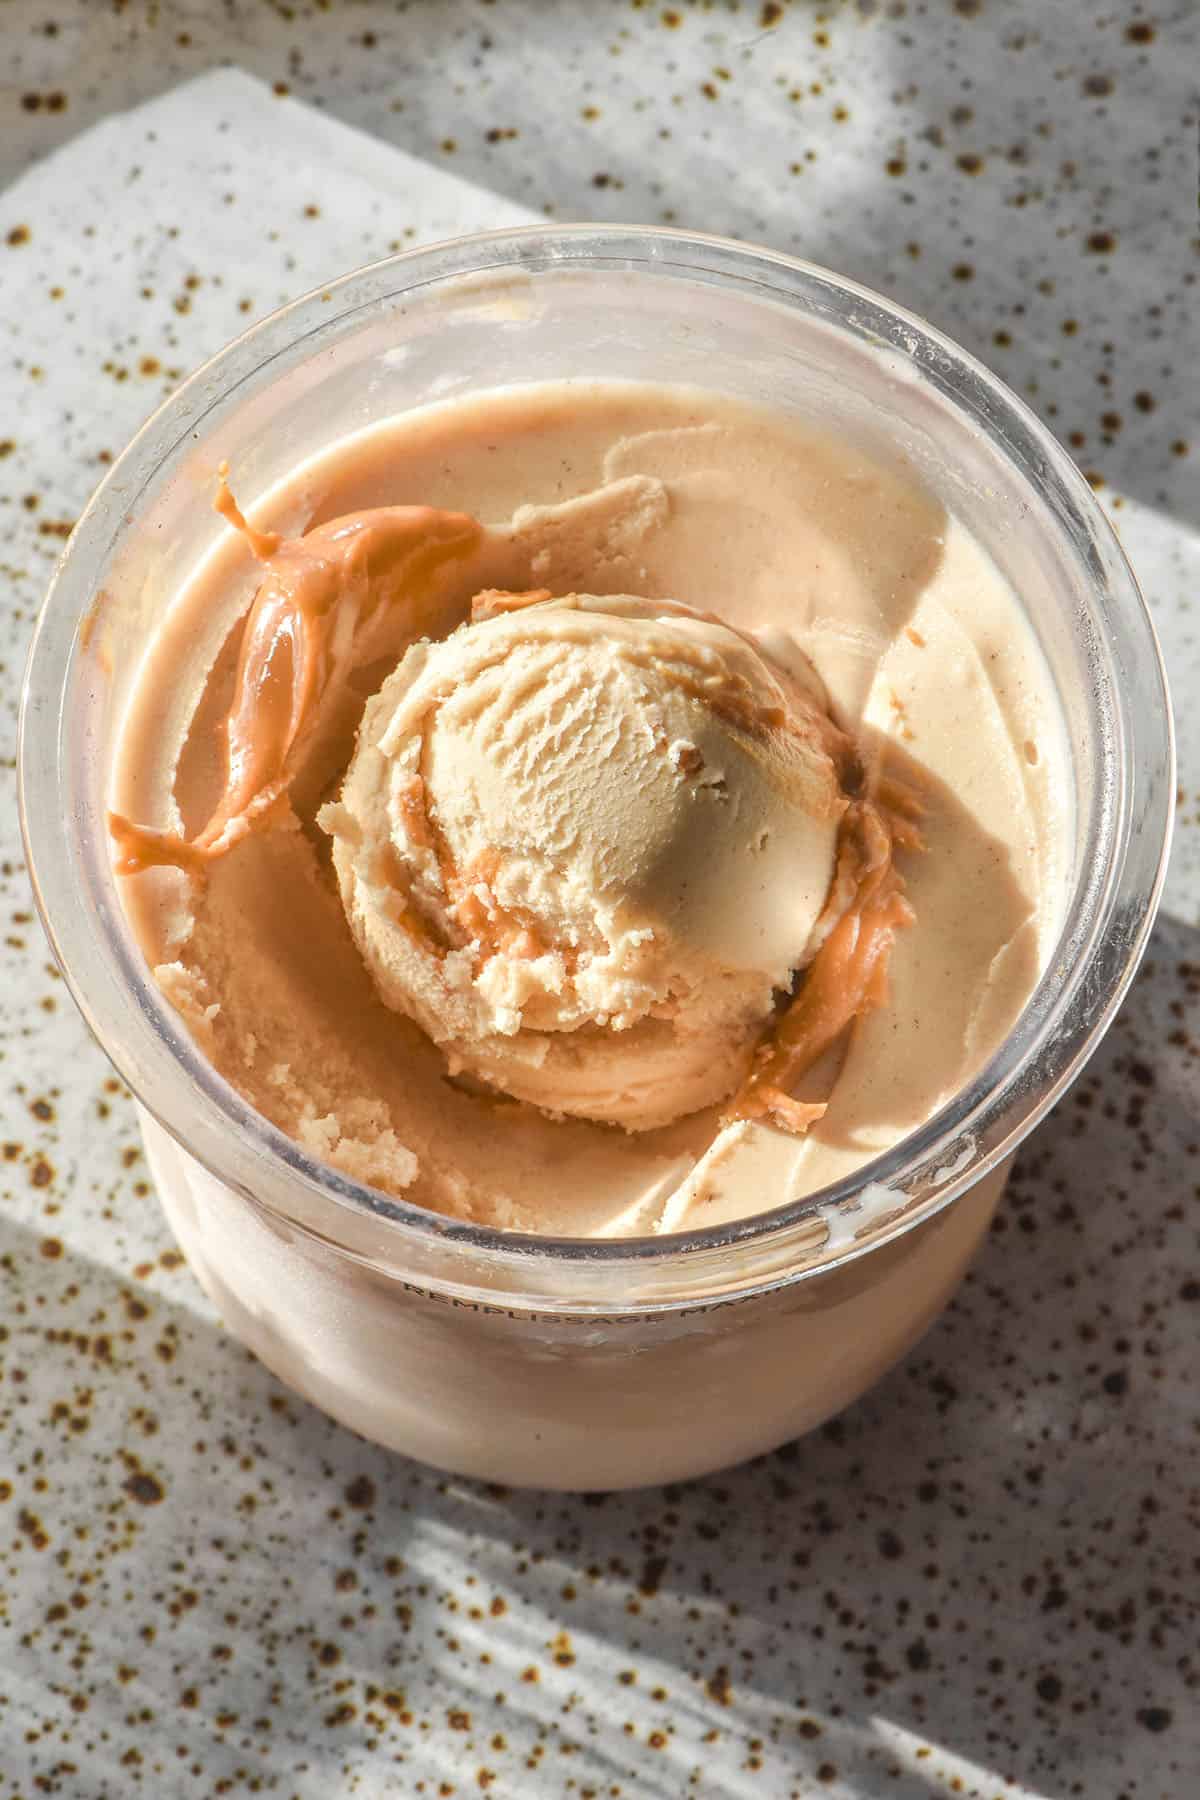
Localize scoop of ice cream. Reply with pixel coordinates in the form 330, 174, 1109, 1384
320, 592, 853, 1130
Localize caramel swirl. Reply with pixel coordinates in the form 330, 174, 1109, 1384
109, 480, 482, 876
727, 784, 922, 1134
470, 587, 553, 621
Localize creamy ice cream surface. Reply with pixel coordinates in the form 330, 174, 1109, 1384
321, 592, 853, 1131
109, 382, 1069, 1236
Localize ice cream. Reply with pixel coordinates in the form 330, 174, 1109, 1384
321, 587, 900, 1132
108, 381, 1066, 1237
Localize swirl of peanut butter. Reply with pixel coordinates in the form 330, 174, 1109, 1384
726, 781, 921, 1133
108, 477, 481, 876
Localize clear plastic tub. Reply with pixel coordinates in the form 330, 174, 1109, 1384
18, 227, 1173, 1489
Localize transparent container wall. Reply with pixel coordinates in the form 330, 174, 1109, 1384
143, 1108, 1011, 1488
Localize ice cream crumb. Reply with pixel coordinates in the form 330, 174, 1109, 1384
155, 961, 220, 1052
297, 1108, 419, 1191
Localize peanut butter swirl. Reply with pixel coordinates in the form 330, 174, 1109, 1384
727, 787, 920, 1133
108, 478, 481, 876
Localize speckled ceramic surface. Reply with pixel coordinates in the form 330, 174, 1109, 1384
1, 5, 1196, 1796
